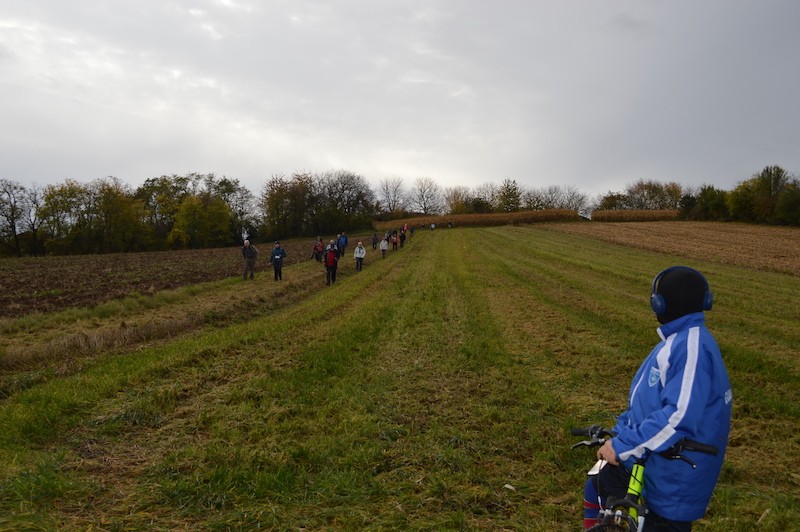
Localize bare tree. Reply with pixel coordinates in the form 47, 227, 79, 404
473, 182, 499, 210
525, 185, 561, 209
0, 179, 27, 256
378, 176, 407, 214
410, 177, 443, 215
23, 184, 45, 256
560, 185, 589, 211
521, 189, 544, 210
523, 185, 587, 211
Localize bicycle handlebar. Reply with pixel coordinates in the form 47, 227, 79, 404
570, 426, 719, 465
666, 438, 719, 456
570, 425, 616, 439
569, 425, 616, 449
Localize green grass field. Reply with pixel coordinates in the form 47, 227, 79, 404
1, 225, 798, 530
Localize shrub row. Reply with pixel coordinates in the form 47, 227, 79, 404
590, 209, 679, 222
373, 209, 582, 231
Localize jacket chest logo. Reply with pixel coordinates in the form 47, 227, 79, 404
648, 367, 661, 387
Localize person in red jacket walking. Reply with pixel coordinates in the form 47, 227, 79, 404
324, 240, 339, 285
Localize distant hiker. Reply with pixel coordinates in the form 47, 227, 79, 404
338, 232, 348, 255
269, 241, 287, 281
354, 241, 366, 271
312, 237, 324, 261
380, 237, 389, 258
242, 240, 258, 280
325, 240, 339, 285
399, 230, 406, 248
371, 233, 379, 250
391, 232, 398, 251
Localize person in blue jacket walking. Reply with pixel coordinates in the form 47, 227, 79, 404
585, 266, 732, 531
269, 241, 287, 281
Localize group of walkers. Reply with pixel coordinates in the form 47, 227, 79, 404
242, 227, 414, 285
312, 232, 350, 286
371, 224, 413, 258
241, 240, 287, 281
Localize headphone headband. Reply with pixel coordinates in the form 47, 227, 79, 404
650, 266, 713, 317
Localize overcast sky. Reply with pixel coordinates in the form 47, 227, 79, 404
2, 0, 798, 199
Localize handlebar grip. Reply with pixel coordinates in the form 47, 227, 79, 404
570, 425, 615, 438
682, 439, 719, 456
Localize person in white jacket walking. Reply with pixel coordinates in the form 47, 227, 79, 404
353, 241, 366, 271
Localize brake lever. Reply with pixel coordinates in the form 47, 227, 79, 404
661, 451, 697, 468
571, 437, 606, 450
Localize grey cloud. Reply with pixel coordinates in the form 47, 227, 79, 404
1, 0, 798, 198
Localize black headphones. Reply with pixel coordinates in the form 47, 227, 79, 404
650, 266, 713, 316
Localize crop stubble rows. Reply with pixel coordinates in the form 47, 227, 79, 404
546, 221, 800, 276
0, 222, 798, 529
0, 240, 315, 318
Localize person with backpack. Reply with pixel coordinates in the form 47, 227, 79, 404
269, 241, 287, 281
379, 237, 389, 258
241, 240, 258, 280
324, 240, 339, 285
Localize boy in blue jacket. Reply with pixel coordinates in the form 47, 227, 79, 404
585, 266, 732, 531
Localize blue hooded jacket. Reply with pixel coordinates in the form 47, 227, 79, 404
611, 312, 732, 521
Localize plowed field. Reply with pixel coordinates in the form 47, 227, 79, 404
0, 240, 313, 318
546, 221, 800, 276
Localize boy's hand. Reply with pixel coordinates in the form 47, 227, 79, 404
597, 439, 619, 465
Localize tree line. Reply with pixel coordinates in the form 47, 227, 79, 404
595, 165, 799, 225
1, 165, 797, 257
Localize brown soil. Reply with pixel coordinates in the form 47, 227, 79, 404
545, 221, 800, 276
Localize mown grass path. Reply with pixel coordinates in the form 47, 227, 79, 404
1, 225, 798, 530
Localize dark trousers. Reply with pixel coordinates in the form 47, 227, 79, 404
326, 265, 337, 285
243, 259, 256, 279
592, 465, 692, 532
355, 258, 363, 271
274, 266, 282, 280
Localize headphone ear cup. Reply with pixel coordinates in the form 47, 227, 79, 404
703, 290, 713, 311
651, 293, 666, 316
